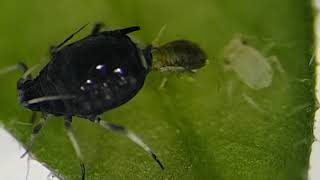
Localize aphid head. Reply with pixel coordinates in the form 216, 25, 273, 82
151, 40, 208, 73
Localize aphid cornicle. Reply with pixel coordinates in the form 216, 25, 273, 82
2, 23, 207, 179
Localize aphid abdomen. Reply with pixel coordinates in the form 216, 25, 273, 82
152, 40, 207, 71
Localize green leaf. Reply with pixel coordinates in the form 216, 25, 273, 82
0, 0, 315, 179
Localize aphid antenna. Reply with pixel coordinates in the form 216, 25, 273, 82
152, 24, 167, 46
117, 26, 141, 35
54, 23, 89, 51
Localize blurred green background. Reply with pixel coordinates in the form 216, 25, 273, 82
0, 0, 315, 179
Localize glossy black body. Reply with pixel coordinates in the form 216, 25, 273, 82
19, 27, 151, 119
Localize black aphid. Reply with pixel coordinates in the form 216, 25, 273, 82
1, 23, 207, 179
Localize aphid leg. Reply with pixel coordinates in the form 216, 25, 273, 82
64, 117, 86, 180
159, 77, 168, 89
96, 117, 164, 169
175, 69, 196, 81
268, 56, 286, 75
29, 111, 38, 124
49, 45, 57, 57
91, 22, 105, 35
242, 93, 266, 114
178, 75, 196, 83
0, 62, 28, 76
117, 26, 140, 35
268, 56, 288, 87
0, 62, 35, 89
22, 95, 75, 106
52, 23, 89, 54
21, 113, 48, 158
18, 64, 40, 89
26, 155, 31, 180
17, 62, 29, 73
159, 66, 186, 73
